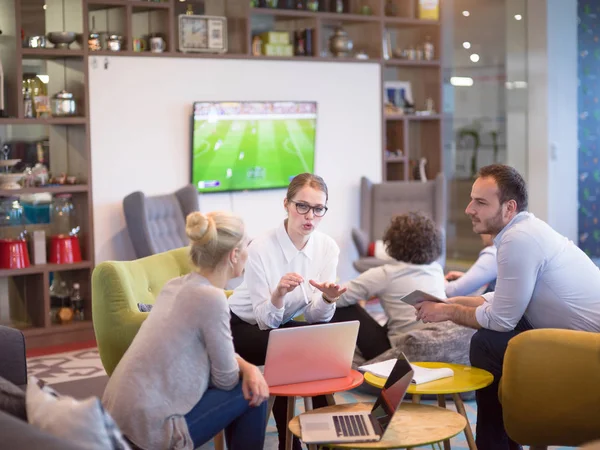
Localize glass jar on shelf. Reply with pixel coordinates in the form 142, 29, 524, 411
0, 197, 26, 240
50, 194, 75, 237
49, 194, 82, 264
22, 73, 49, 118
0, 197, 30, 269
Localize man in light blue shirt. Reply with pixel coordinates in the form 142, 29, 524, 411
415, 164, 600, 450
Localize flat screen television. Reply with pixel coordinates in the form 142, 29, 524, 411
191, 101, 317, 193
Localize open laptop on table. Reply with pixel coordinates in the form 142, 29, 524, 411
299, 353, 414, 444
263, 320, 360, 387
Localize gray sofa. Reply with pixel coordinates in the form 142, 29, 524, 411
352, 173, 447, 272
0, 325, 82, 450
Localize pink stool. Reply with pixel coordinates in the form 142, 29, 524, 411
269, 369, 364, 450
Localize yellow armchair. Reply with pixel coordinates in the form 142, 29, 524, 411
92, 246, 191, 376
499, 328, 600, 448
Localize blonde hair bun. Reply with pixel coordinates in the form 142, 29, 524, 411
186, 212, 217, 246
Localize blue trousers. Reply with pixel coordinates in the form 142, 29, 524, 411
185, 383, 267, 450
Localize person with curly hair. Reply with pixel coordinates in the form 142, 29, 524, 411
330, 212, 447, 361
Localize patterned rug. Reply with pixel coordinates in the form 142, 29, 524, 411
27, 348, 107, 385
26, 349, 574, 450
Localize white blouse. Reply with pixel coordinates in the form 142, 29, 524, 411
229, 221, 339, 329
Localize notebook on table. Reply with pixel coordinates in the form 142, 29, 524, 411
299, 353, 414, 444
359, 358, 454, 385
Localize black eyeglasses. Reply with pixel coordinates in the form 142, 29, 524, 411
290, 200, 328, 217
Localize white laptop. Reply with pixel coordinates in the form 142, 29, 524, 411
299, 353, 414, 444
263, 321, 360, 387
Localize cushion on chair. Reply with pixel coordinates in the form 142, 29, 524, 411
0, 376, 26, 420
26, 377, 131, 450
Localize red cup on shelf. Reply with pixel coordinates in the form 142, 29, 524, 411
49, 235, 82, 264
0, 239, 31, 269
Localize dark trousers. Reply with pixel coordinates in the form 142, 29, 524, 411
469, 317, 533, 450
329, 303, 392, 361
230, 313, 329, 450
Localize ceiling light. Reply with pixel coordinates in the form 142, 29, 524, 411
462, 41, 471, 49
514, 14, 522, 20
462, 10, 470, 17
470, 53, 480, 63
450, 76, 473, 87
43, 4, 47, 9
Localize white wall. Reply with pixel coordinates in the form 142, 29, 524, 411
89, 56, 382, 281
526, 0, 578, 241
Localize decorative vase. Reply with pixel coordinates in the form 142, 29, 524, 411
329, 27, 353, 57
384, 0, 398, 16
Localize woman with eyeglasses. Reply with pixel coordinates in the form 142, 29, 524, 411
229, 172, 346, 450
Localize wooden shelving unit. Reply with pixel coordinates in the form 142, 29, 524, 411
81, 0, 444, 182
0, 0, 443, 348
0, 0, 96, 349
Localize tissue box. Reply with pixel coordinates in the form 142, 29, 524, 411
418, 0, 439, 20
262, 44, 294, 57
31, 230, 47, 265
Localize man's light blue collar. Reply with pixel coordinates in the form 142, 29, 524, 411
493, 211, 533, 246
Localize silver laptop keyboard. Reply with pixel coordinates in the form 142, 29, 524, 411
332, 414, 369, 437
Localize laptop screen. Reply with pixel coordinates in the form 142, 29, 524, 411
370, 354, 414, 434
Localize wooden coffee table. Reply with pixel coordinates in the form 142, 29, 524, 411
289, 402, 467, 449
364, 362, 493, 449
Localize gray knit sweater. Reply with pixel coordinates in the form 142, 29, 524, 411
102, 273, 240, 450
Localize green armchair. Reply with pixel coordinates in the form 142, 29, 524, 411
92, 246, 191, 376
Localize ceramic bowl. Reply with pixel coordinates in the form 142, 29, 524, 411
47, 32, 77, 49
0, 173, 24, 189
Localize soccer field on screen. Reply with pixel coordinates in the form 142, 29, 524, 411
192, 118, 316, 193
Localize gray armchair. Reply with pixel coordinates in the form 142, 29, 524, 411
352, 173, 447, 272
123, 184, 199, 259
0, 325, 27, 388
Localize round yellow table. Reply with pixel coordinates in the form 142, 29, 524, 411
364, 362, 493, 450
289, 402, 467, 449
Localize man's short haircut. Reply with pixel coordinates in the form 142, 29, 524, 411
478, 164, 528, 212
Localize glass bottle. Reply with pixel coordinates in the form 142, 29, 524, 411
23, 90, 33, 118
423, 35, 435, 61
50, 194, 75, 236
71, 282, 84, 321
49, 278, 70, 324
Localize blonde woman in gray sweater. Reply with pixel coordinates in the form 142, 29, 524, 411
102, 211, 269, 450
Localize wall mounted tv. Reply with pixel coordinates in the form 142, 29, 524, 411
191, 101, 317, 193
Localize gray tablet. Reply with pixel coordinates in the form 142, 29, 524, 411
400, 290, 447, 306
